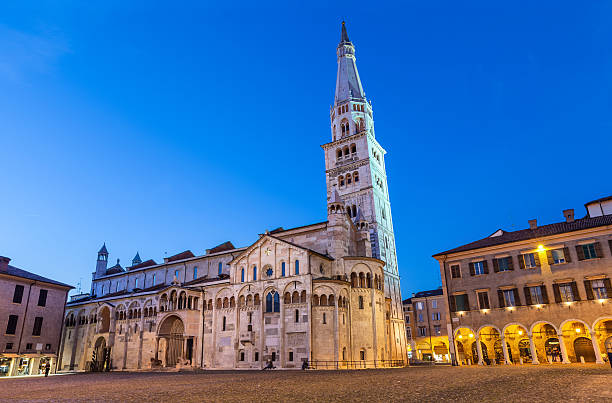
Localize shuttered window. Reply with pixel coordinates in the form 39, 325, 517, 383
13, 285, 24, 304
38, 290, 48, 307
477, 291, 490, 309
591, 279, 608, 299
551, 249, 566, 264
555, 282, 580, 302
527, 286, 544, 304
450, 265, 461, 278
454, 294, 470, 311
6, 315, 18, 335
494, 257, 512, 272
577, 242, 602, 260
503, 290, 516, 307
523, 253, 537, 268
32, 317, 43, 336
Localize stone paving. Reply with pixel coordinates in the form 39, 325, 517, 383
1, 364, 610, 402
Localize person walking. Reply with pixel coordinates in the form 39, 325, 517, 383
44, 362, 51, 377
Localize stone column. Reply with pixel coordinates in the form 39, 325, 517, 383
69, 321, 81, 370
527, 333, 539, 364
154, 337, 160, 361
557, 332, 571, 364
279, 294, 284, 368
371, 290, 377, 368
475, 337, 484, 365
589, 328, 605, 364
453, 339, 462, 366
501, 335, 510, 364
333, 297, 339, 366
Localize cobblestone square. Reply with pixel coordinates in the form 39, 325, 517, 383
2, 365, 610, 402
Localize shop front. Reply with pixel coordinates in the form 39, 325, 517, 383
0, 354, 56, 377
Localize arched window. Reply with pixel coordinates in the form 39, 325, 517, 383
295, 309, 299, 323
352, 205, 357, 217
300, 290, 306, 303
320, 295, 328, 306
347, 175, 352, 184
354, 172, 359, 182
253, 266, 257, 281
222, 316, 226, 331
281, 262, 286, 277
342, 347, 346, 360
343, 146, 349, 156
295, 260, 300, 275
339, 175, 345, 187
240, 351, 245, 361
152, 273, 156, 285
351, 144, 356, 154
359, 296, 364, 309
274, 292, 280, 312
241, 268, 245, 282
337, 149, 342, 159
323, 313, 327, 324
218, 262, 223, 275
193, 266, 198, 279
284, 292, 291, 304
266, 291, 280, 313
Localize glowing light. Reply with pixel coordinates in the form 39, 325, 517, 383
598, 299, 606, 304
565, 301, 572, 306
534, 304, 542, 309
537, 244, 545, 252
458, 335, 463, 339
575, 328, 581, 333
518, 330, 523, 336
468, 333, 474, 338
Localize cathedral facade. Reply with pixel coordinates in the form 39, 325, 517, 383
58, 23, 408, 371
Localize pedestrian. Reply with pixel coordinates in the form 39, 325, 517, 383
301, 360, 308, 370
44, 362, 50, 377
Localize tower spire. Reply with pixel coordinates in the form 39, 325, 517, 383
335, 21, 365, 105
340, 21, 351, 44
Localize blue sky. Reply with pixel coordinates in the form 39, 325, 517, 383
1, 1, 611, 297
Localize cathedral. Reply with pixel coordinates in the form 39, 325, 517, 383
58, 22, 408, 371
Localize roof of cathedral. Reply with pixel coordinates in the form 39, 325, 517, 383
128, 259, 157, 271
267, 235, 334, 261
433, 213, 612, 257
166, 250, 195, 262
106, 259, 124, 275
2, 263, 73, 289
335, 22, 365, 103
98, 243, 108, 254
206, 241, 236, 254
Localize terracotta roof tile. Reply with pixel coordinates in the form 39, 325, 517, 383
434, 214, 612, 256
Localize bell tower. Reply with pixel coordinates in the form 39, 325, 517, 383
322, 22, 402, 311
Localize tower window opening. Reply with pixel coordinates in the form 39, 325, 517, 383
354, 172, 359, 182
339, 176, 345, 187
351, 144, 356, 154
347, 176, 352, 184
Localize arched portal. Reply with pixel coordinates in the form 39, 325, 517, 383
573, 337, 596, 362
92, 337, 108, 372
158, 315, 185, 367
